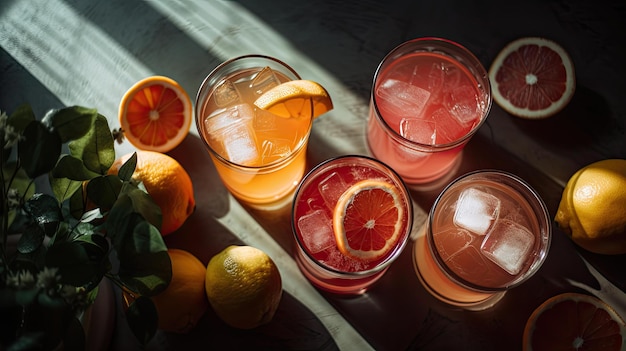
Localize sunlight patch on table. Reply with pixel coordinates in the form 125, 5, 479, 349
0, 0, 150, 123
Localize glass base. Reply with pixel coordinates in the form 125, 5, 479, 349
412, 232, 506, 311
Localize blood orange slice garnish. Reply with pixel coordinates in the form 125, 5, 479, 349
332, 179, 405, 262
523, 293, 626, 351
489, 37, 575, 119
253, 80, 333, 119
119, 76, 192, 152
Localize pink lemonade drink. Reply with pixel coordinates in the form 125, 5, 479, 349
292, 155, 413, 295
196, 55, 312, 208
367, 38, 492, 186
413, 170, 551, 310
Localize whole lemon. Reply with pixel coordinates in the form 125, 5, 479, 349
555, 159, 626, 255
109, 150, 195, 236
205, 245, 282, 329
151, 249, 208, 333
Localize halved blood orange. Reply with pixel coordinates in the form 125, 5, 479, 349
253, 80, 333, 119
332, 179, 404, 262
119, 76, 192, 152
489, 37, 575, 119
523, 292, 626, 350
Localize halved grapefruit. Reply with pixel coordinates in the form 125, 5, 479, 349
523, 292, 626, 350
119, 76, 192, 152
489, 37, 575, 119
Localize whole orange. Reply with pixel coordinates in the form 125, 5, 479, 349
109, 150, 195, 236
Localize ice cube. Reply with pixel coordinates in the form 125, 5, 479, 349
376, 78, 431, 119
400, 118, 437, 145
204, 103, 254, 133
297, 210, 336, 254
318, 172, 349, 210
213, 79, 243, 108
430, 107, 468, 143
221, 123, 259, 165
250, 66, 281, 96
444, 84, 481, 126
453, 187, 500, 235
481, 219, 535, 275
260, 139, 291, 164
433, 227, 474, 261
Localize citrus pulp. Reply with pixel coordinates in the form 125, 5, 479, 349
489, 37, 575, 119
253, 79, 333, 119
332, 179, 405, 262
523, 293, 626, 350
119, 76, 192, 152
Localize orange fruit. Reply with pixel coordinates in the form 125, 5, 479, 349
489, 37, 575, 119
119, 76, 192, 152
109, 151, 195, 236
151, 249, 208, 333
205, 245, 282, 329
332, 179, 405, 262
253, 79, 333, 119
523, 293, 626, 350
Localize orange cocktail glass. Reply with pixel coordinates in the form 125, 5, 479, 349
196, 55, 312, 208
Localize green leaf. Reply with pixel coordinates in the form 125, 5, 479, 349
45, 239, 107, 289
24, 193, 62, 237
125, 296, 158, 346
121, 182, 162, 231
18, 121, 62, 179
68, 114, 115, 175
117, 152, 137, 182
8, 103, 36, 133
117, 221, 171, 296
52, 154, 100, 181
86, 175, 122, 211
42, 106, 98, 143
50, 175, 83, 204
17, 222, 45, 254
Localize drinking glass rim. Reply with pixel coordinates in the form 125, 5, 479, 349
370, 37, 493, 151
195, 54, 311, 170
291, 154, 414, 277
427, 169, 552, 292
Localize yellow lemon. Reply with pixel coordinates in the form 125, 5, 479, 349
151, 249, 208, 333
205, 245, 282, 329
555, 159, 626, 255
109, 150, 195, 236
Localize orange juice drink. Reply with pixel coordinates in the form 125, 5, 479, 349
413, 170, 551, 310
292, 155, 413, 295
196, 55, 312, 207
367, 38, 492, 187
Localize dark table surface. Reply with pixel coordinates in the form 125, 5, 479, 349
2, 1, 625, 350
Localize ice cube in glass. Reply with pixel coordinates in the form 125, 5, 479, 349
481, 219, 535, 275
453, 187, 500, 236
297, 210, 336, 254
